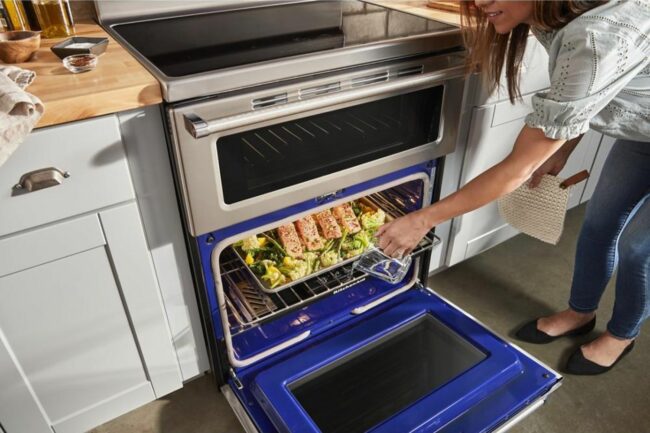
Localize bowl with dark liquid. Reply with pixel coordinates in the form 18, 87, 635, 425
0, 31, 41, 63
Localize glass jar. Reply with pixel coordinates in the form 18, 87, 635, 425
1, 0, 31, 30
32, 0, 74, 38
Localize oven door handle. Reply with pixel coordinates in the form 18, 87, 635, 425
183, 64, 466, 139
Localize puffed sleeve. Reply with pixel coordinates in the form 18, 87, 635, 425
525, 29, 649, 140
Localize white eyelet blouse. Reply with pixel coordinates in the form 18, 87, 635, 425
525, 0, 650, 143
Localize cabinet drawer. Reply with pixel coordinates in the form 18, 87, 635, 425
0, 116, 134, 237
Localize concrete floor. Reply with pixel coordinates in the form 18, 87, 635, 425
91, 204, 650, 433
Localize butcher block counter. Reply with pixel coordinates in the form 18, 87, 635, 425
14, 23, 163, 128
368, 1, 461, 26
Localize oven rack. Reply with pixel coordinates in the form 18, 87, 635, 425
221, 232, 438, 334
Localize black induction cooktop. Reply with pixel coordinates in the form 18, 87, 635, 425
112, 1, 455, 77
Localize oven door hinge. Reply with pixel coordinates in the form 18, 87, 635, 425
229, 368, 244, 390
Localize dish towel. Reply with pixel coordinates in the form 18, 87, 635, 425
498, 171, 590, 245
0, 65, 44, 167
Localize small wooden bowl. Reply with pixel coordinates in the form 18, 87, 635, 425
0, 31, 41, 64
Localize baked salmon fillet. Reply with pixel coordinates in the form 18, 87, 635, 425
315, 210, 343, 239
295, 216, 324, 250
332, 203, 362, 234
277, 224, 304, 258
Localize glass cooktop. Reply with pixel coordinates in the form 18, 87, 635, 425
112, 1, 455, 77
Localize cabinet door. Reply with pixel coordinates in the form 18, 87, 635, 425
0, 205, 182, 433
0, 215, 154, 433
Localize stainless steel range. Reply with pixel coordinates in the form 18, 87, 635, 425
97, 2, 561, 432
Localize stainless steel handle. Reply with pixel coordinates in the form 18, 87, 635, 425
184, 64, 466, 139
13, 167, 70, 194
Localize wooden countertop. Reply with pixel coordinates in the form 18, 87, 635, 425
14, 23, 162, 128
368, 1, 461, 27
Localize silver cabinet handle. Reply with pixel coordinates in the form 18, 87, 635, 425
13, 167, 70, 194
184, 64, 466, 139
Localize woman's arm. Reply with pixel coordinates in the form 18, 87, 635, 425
529, 134, 582, 188
377, 126, 567, 257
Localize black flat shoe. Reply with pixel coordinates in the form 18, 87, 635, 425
565, 340, 635, 375
515, 317, 596, 344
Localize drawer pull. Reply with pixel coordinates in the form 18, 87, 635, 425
13, 167, 70, 194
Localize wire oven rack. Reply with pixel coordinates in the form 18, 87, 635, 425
219, 190, 437, 335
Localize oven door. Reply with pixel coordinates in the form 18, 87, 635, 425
244, 287, 561, 433
168, 53, 465, 236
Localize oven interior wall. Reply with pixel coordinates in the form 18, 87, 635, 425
219, 178, 428, 335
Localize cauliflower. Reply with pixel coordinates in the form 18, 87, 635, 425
280, 259, 309, 281
360, 209, 386, 231
320, 251, 340, 268
241, 235, 262, 252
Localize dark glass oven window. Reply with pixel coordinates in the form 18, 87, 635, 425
289, 315, 486, 433
217, 86, 443, 204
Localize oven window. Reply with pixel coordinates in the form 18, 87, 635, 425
289, 314, 486, 433
217, 86, 443, 204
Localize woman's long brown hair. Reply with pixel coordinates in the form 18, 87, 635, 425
460, 1, 606, 103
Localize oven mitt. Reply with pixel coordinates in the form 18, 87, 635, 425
497, 170, 589, 245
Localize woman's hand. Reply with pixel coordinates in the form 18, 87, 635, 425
529, 135, 582, 188
376, 209, 432, 258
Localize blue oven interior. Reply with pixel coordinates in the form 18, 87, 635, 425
192, 162, 560, 433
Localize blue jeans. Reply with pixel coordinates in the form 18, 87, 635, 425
569, 138, 650, 339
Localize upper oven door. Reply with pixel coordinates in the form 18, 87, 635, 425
168, 53, 466, 236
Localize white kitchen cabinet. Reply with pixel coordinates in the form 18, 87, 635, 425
444, 95, 604, 266
118, 107, 209, 382
0, 208, 168, 433
0, 114, 185, 433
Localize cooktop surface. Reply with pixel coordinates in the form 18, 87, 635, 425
112, 1, 455, 77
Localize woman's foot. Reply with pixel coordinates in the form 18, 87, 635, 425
537, 309, 595, 336
565, 332, 635, 375
515, 309, 596, 344
580, 332, 634, 367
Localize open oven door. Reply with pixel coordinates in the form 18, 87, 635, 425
247, 286, 561, 433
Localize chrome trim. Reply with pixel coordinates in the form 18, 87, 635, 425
183, 113, 209, 139
493, 381, 562, 432
252, 93, 289, 110
351, 71, 389, 88
183, 65, 464, 139
221, 385, 260, 433
299, 82, 341, 99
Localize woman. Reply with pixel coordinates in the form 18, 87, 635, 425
377, 0, 649, 375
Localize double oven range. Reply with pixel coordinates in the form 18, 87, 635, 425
98, 1, 561, 432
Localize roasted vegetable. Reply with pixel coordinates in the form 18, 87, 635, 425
320, 250, 340, 267
360, 209, 386, 231
240, 235, 261, 252
260, 260, 286, 288
280, 258, 310, 281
